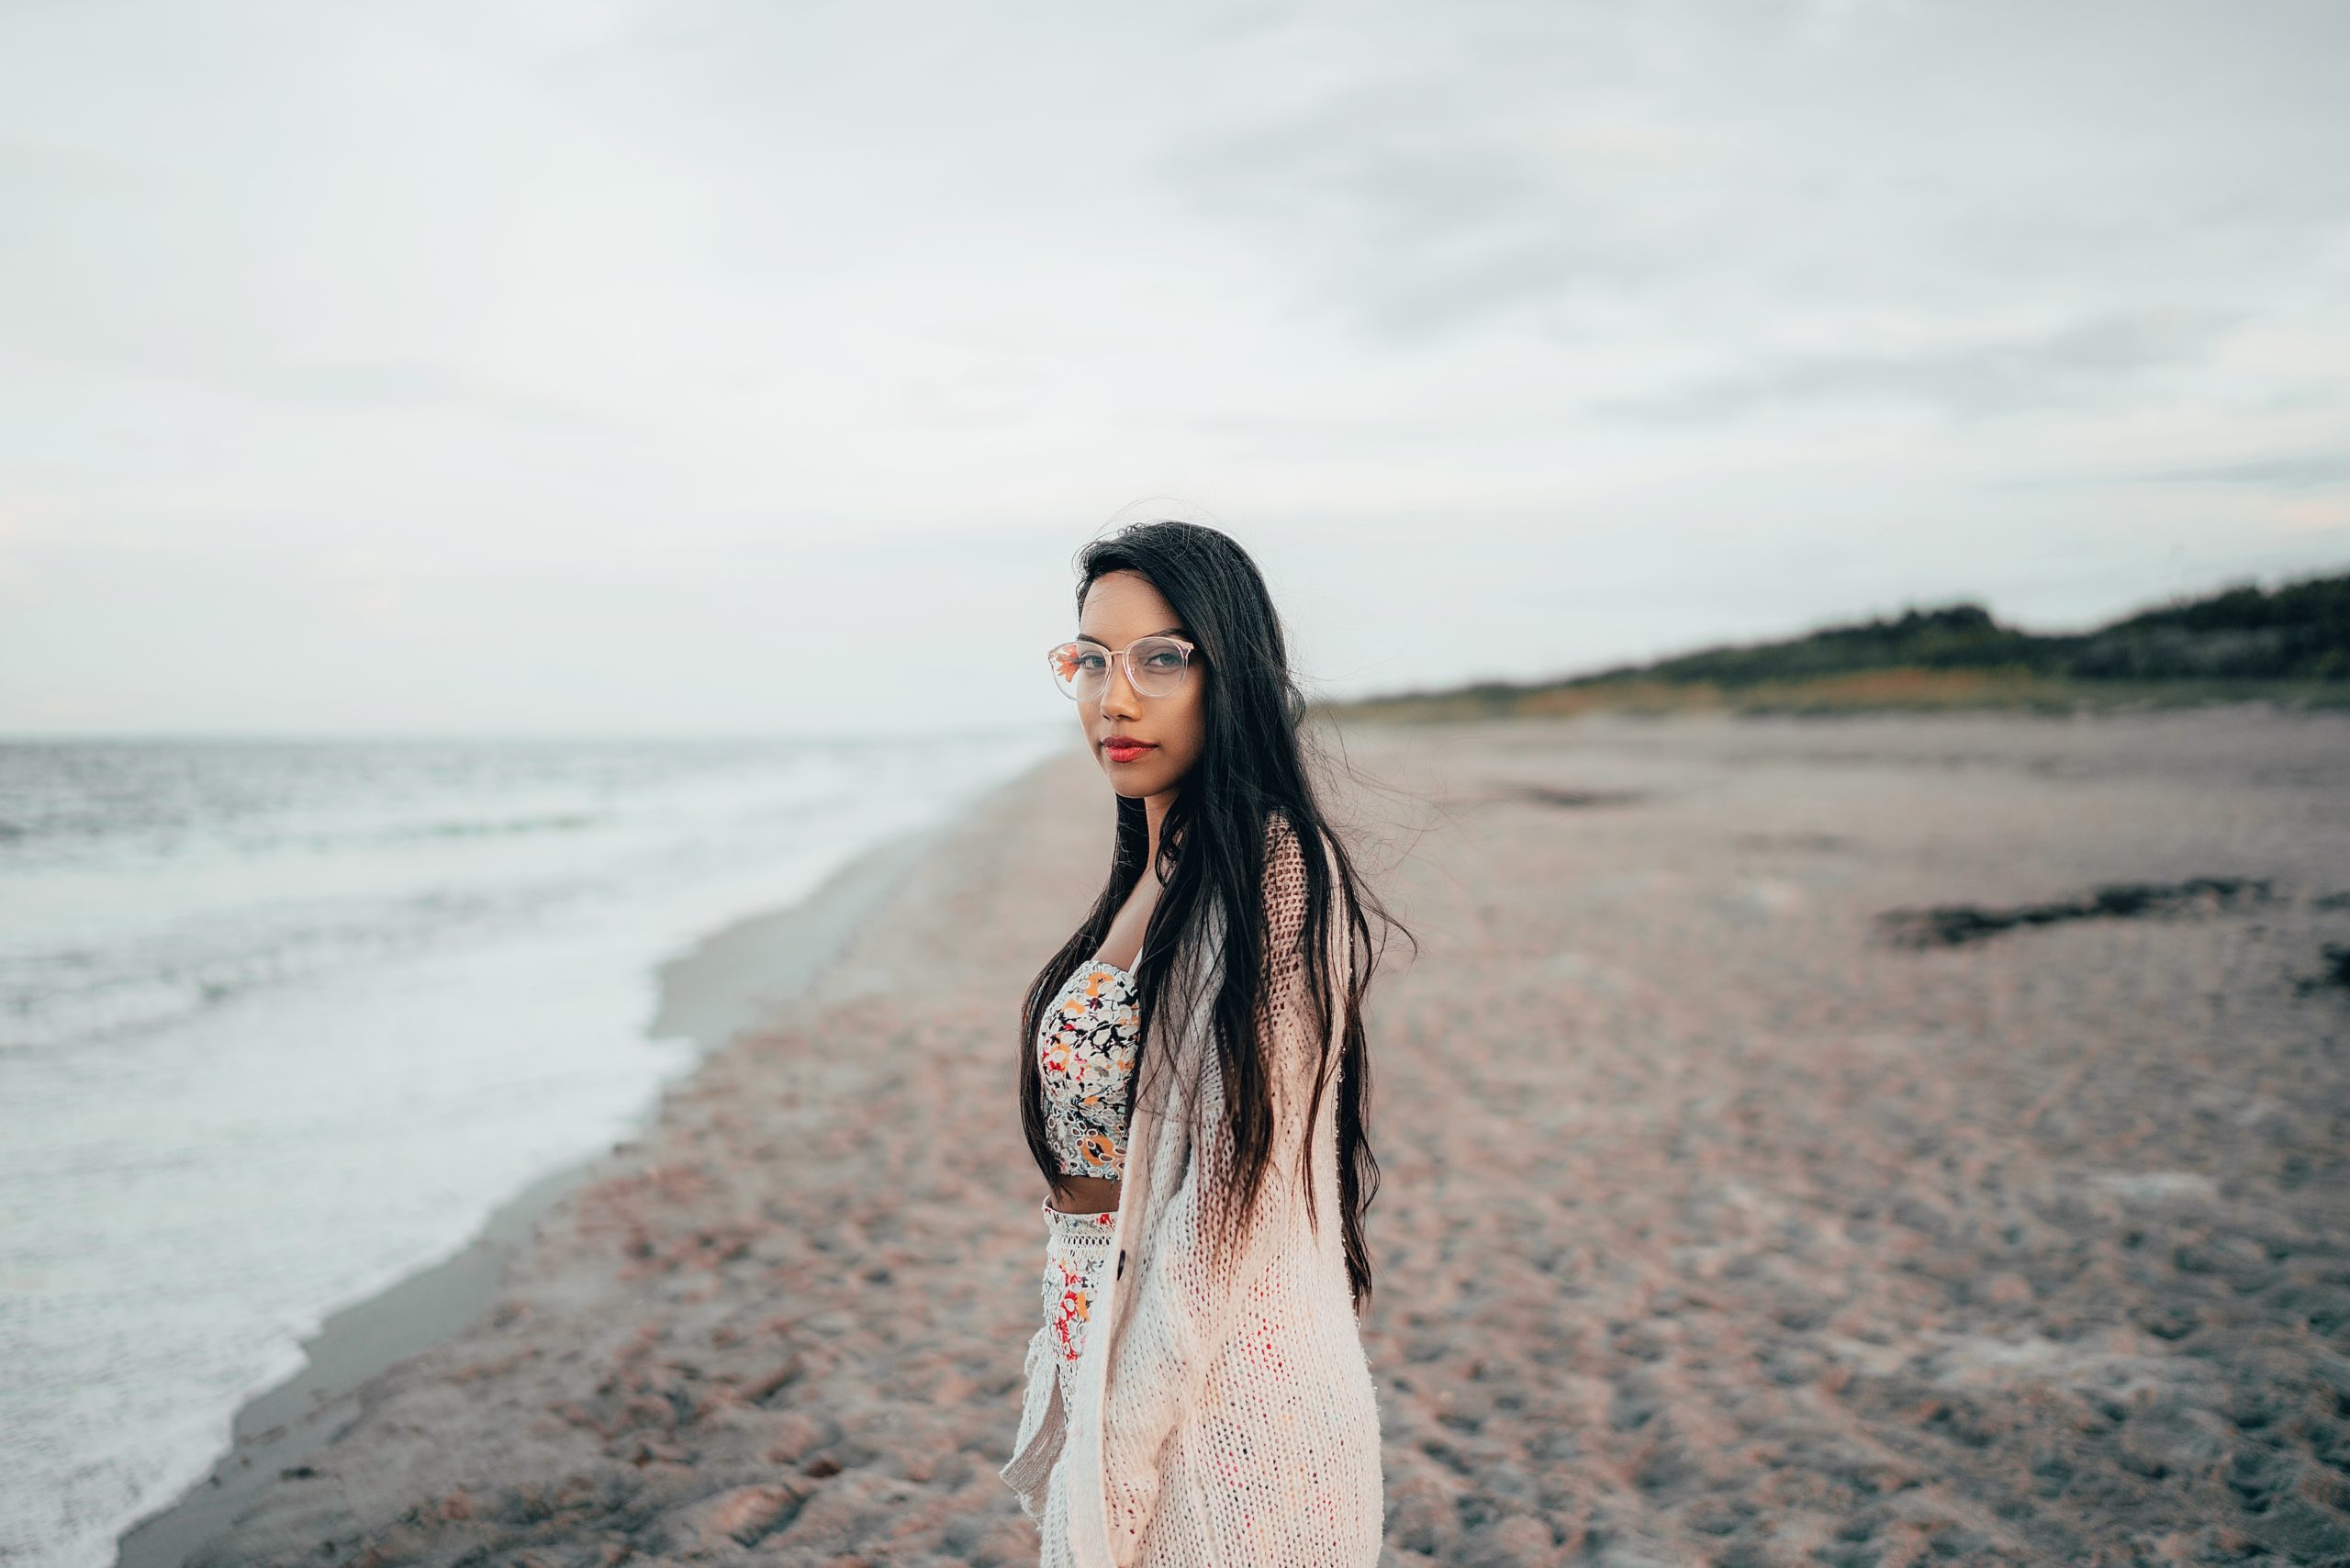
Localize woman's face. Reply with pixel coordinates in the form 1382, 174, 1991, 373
1075, 569, 1204, 799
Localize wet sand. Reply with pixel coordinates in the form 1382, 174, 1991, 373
127, 709, 2350, 1567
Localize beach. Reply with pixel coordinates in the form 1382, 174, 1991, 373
122, 708, 2350, 1567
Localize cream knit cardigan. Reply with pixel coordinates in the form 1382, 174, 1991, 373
1001, 818, 1385, 1567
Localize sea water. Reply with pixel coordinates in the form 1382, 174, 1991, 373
0, 731, 1058, 1568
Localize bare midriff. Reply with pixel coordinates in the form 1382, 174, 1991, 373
1048, 1174, 1121, 1215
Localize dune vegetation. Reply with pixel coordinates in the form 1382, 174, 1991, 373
1331, 568, 2350, 721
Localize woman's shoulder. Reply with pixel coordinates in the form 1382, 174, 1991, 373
1258, 811, 1337, 910
1259, 809, 1322, 880
1257, 812, 1350, 981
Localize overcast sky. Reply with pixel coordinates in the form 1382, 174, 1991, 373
3, 0, 2345, 737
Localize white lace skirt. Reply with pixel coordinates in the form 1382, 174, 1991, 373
1038, 1196, 1118, 1410
1037, 1197, 1116, 1566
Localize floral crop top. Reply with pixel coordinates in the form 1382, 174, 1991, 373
1037, 959, 1140, 1179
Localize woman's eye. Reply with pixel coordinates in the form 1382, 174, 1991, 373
1144, 651, 1182, 668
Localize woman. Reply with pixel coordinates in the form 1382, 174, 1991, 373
1000, 520, 1407, 1567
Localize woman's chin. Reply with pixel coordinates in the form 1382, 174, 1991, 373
1100, 755, 1156, 787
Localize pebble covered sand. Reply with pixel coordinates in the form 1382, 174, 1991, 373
158, 709, 2350, 1567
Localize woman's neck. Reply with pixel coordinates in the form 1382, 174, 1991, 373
1141, 787, 1177, 874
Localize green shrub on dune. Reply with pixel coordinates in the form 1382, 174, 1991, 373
1335, 567, 2350, 720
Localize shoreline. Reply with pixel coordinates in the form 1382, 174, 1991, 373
110, 779, 991, 1568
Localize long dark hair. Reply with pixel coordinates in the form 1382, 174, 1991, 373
1015, 519, 1415, 1314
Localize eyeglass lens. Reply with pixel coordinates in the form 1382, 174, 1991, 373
1048, 636, 1192, 700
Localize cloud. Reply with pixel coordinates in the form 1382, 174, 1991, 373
2001, 449, 2350, 498
1148, 49, 1707, 343
1598, 308, 2239, 424
1147, 0, 2350, 368
214, 355, 621, 431
2129, 452, 2350, 492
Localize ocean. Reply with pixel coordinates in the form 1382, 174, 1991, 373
0, 731, 1058, 1568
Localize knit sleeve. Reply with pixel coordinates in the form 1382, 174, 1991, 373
1095, 815, 1333, 1563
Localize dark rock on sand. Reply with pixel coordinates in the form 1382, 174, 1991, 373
1492, 783, 1651, 811
2295, 943, 2350, 996
1876, 876, 2276, 950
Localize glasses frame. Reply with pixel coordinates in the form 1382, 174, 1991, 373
1046, 633, 1200, 702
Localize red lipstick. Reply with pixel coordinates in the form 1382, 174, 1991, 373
1103, 737, 1156, 764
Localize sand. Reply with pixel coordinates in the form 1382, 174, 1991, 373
120, 709, 2350, 1567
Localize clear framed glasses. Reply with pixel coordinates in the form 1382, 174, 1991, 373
1046, 634, 1199, 701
